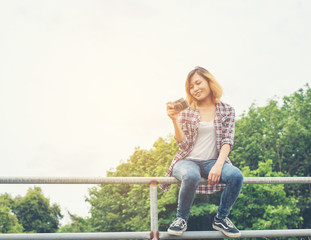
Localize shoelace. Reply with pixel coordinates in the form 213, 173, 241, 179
171, 217, 186, 227
224, 217, 234, 228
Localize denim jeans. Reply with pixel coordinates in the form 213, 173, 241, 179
172, 159, 243, 220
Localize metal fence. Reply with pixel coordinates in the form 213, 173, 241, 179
0, 176, 311, 239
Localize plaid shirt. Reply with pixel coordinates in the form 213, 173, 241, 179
160, 102, 235, 194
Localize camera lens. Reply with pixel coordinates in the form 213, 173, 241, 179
174, 104, 182, 112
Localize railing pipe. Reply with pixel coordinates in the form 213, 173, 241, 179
160, 229, 311, 239
0, 232, 150, 240
150, 181, 159, 240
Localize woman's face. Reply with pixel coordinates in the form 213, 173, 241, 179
189, 73, 211, 102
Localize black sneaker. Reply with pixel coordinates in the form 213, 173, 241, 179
212, 217, 241, 238
167, 217, 187, 236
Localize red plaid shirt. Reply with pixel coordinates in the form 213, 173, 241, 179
160, 102, 235, 194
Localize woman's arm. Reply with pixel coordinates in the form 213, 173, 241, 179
208, 105, 236, 186
166, 102, 192, 152
208, 143, 231, 186
166, 102, 184, 142
172, 118, 184, 143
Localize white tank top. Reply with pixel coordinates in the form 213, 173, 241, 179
185, 121, 218, 161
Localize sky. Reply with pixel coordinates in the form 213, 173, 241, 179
0, 0, 310, 225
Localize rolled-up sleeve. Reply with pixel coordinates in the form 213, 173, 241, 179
221, 107, 235, 150
174, 114, 191, 152
174, 134, 189, 151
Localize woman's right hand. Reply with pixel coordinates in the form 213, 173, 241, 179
166, 102, 179, 122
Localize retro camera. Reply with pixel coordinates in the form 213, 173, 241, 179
172, 98, 189, 112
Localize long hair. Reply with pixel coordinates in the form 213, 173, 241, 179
185, 66, 223, 109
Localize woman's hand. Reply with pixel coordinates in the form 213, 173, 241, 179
166, 102, 179, 122
208, 163, 223, 186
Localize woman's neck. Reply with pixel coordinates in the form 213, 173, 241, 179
197, 101, 216, 122
197, 96, 215, 108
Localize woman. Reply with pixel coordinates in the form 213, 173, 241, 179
161, 66, 243, 238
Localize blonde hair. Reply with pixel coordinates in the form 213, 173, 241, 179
185, 66, 223, 109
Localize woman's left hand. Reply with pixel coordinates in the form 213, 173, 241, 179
208, 164, 223, 186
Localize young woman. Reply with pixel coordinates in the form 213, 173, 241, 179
161, 66, 243, 238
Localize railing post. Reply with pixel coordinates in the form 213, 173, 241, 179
150, 181, 159, 240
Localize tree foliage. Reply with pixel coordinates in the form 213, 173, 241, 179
231, 159, 301, 230
231, 84, 311, 228
0, 194, 23, 233
0, 187, 63, 233
87, 137, 179, 232
13, 187, 63, 233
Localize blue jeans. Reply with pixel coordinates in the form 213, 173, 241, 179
172, 159, 243, 220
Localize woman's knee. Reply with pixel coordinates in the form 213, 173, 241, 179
231, 168, 244, 184
173, 161, 201, 184
223, 166, 244, 184
182, 171, 201, 185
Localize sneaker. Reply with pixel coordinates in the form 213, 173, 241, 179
167, 217, 187, 236
212, 217, 241, 238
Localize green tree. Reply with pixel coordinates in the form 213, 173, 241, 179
231, 159, 301, 231
0, 193, 23, 233
231, 84, 311, 228
13, 187, 63, 233
87, 136, 179, 232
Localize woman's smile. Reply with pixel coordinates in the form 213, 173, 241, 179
194, 91, 202, 97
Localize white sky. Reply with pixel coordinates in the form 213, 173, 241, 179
0, 0, 310, 225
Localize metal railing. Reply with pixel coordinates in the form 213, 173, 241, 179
0, 176, 311, 239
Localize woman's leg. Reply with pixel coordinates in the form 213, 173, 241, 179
172, 160, 201, 220
202, 161, 243, 219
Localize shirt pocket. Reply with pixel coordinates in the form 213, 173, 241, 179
221, 115, 230, 128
